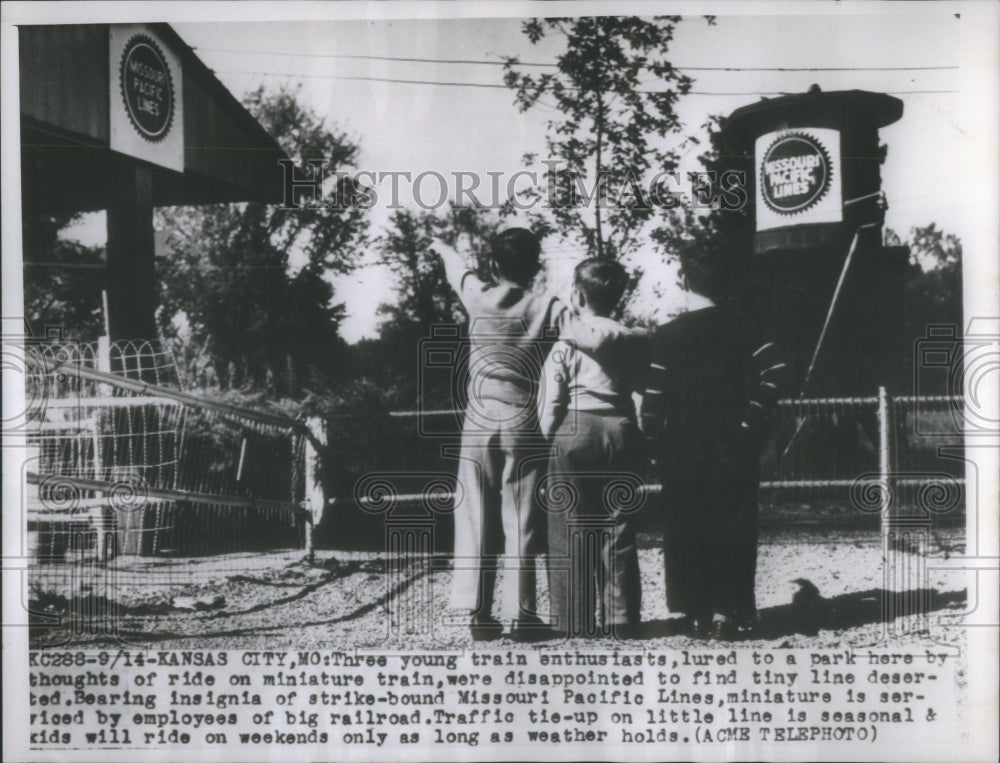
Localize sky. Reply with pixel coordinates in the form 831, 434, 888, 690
60, 8, 966, 342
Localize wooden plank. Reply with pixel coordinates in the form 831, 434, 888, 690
181, 65, 285, 202
19, 25, 109, 143
28, 497, 114, 511
37, 358, 302, 430
35, 418, 98, 432
303, 417, 325, 560
43, 396, 180, 409
26, 471, 307, 515
106, 159, 157, 342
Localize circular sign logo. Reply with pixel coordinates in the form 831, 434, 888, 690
119, 34, 174, 142
760, 132, 832, 215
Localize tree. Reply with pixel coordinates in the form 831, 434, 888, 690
376, 205, 502, 329
653, 114, 754, 307
502, 16, 705, 260
22, 212, 106, 340
897, 222, 962, 309
156, 86, 369, 395
377, 210, 461, 331
892, 223, 964, 392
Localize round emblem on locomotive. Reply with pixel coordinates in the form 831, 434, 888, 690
119, 34, 175, 141
760, 132, 832, 215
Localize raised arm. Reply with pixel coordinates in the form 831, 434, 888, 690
550, 298, 646, 353
429, 238, 482, 304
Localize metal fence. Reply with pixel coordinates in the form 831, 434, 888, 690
21, 335, 966, 642
317, 389, 965, 640
321, 389, 966, 541
760, 391, 964, 516
24, 341, 316, 567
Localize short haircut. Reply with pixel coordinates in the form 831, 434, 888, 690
574, 258, 629, 316
679, 246, 731, 303
490, 228, 542, 286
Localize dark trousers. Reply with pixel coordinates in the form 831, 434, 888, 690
546, 412, 642, 636
660, 436, 760, 620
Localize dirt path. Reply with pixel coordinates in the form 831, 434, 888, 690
29, 528, 966, 653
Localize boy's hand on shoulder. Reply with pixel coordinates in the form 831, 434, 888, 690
560, 312, 646, 350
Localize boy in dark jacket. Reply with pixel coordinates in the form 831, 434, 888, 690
641, 253, 784, 639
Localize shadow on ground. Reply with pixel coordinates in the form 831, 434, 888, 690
639, 584, 967, 641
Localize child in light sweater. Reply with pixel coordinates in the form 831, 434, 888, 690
538, 258, 648, 639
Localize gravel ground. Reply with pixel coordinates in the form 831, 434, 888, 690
29, 527, 967, 654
